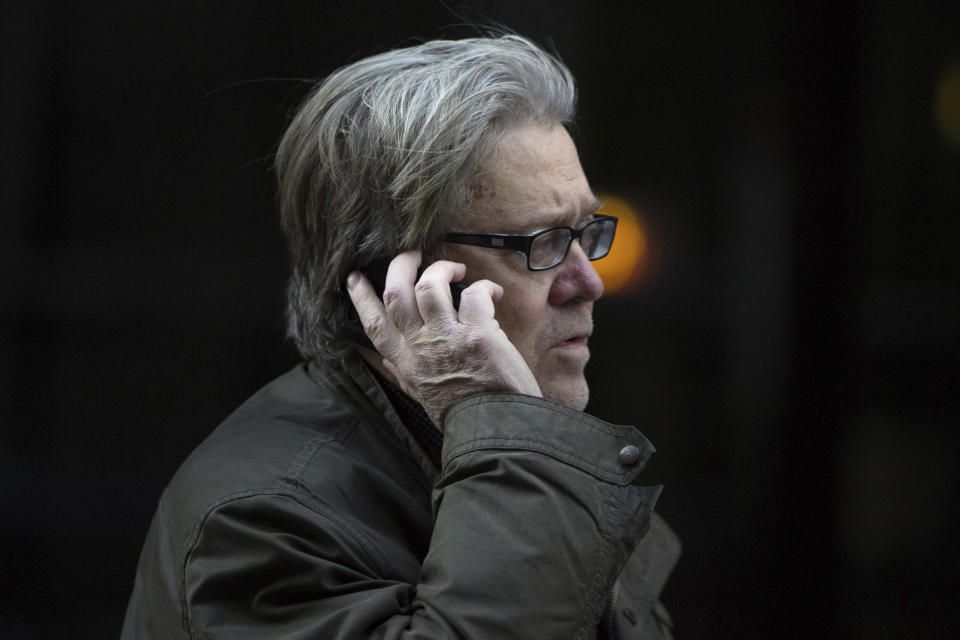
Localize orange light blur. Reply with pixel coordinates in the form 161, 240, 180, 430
591, 194, 649, 296
935, 56, 960, 149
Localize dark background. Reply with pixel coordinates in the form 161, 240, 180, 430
3, 1, 959, 638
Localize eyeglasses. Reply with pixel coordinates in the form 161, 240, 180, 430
442, 215, 618, 271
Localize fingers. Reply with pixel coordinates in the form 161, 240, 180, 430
348, 251, 472, 351
415, 260, 466, 328
382, 250, 424, 335
456, 279, 503, 327
346, 271, 400, 352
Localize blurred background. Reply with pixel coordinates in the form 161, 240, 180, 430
2, 1, 958, 637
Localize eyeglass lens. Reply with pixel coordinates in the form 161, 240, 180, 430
583, 219, 615, 258
530, 229, 572, 268
528, 219, 615, 269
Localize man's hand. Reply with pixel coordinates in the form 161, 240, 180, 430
346, 249, 542, 428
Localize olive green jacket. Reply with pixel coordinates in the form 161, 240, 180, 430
121, 355, 680, 639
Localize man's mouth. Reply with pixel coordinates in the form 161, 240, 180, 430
555, 333, 589, 349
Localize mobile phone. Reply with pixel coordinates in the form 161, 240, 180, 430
335, 259, 465, 350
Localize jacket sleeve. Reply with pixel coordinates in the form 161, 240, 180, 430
182, 393, 662, 639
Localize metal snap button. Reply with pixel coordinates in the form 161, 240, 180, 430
618, 444, 641, 465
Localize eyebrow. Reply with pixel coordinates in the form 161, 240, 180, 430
502, 194, 606, 235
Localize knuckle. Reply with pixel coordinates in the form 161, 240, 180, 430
362, 314, 388, 341
463, 329, 490, 354
464, 279, 497, 296
423, 258, 454, 274
381, 285, 404, 311
414, 279, 438, 297
460, 283, 484, 298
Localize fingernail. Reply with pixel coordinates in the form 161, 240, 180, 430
347, 272, 360, 290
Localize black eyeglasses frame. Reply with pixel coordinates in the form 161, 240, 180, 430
441, 214, 618, 272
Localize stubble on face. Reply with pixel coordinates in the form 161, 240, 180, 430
451, 124, 604, 411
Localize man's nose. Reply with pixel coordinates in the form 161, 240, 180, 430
547, 240, 604, 305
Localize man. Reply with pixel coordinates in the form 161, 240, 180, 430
122, 34, 680, 639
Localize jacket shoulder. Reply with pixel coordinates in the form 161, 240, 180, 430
159, 363, 430, 562
168, 364, 354, 508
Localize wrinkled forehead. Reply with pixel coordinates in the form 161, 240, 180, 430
466, 124, 601, 234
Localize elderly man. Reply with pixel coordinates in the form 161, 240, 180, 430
122, 34, 679, 639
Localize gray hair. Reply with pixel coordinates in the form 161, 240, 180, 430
276, 34, 577, 361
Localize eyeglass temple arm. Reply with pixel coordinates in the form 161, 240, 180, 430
442, 233, 532, 252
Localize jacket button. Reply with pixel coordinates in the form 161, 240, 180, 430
618, 444, 641, 465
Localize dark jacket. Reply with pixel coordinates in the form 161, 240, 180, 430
121, 355, 680, 639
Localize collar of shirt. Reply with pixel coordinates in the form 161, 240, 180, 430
366, 365, 443, 466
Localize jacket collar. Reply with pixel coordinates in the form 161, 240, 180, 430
307, 351, 441, 485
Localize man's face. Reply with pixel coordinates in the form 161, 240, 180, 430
444, 123, 604, 410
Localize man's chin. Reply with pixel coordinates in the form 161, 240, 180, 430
539, 375, 590, 412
